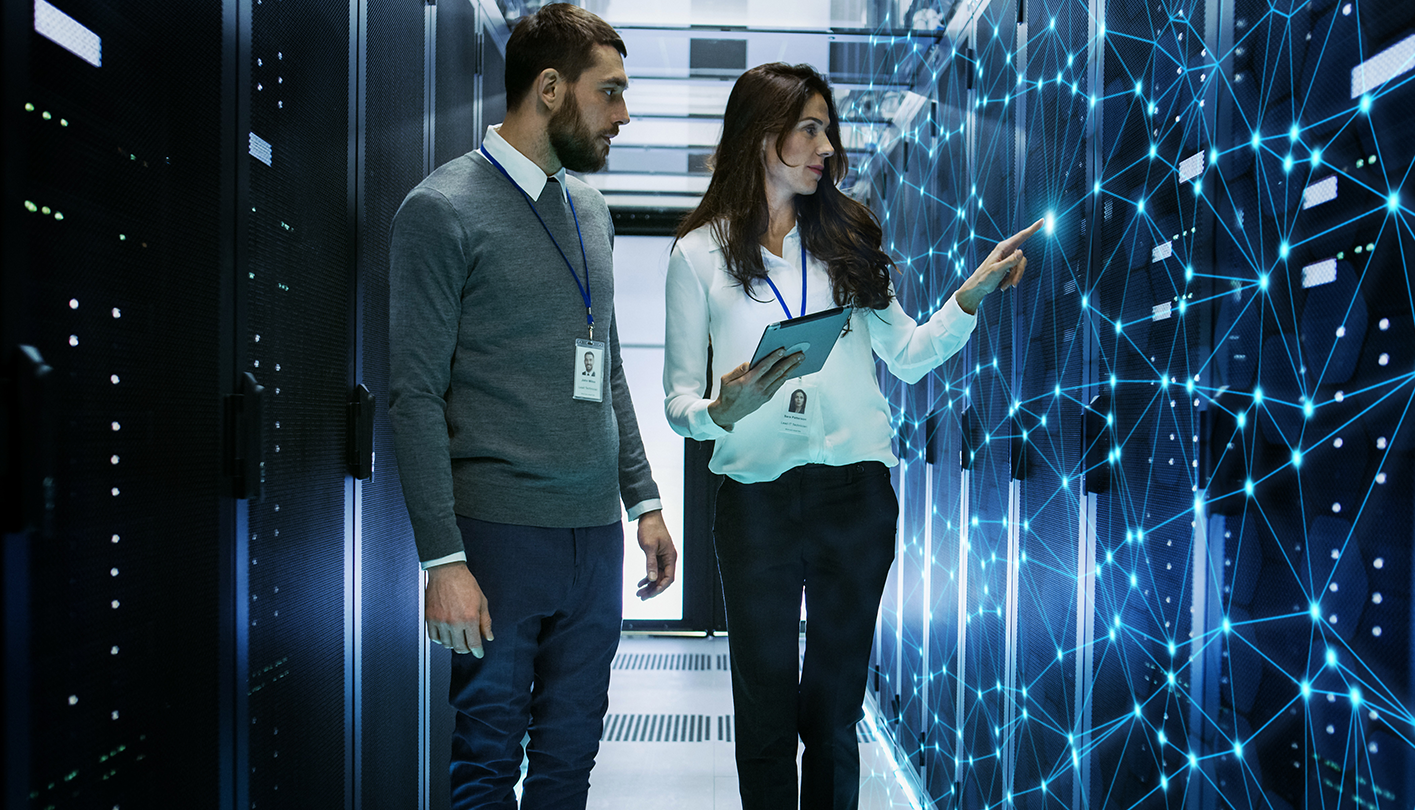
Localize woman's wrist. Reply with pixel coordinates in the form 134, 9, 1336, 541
707, 399, 734, 430
954, 285, 981, 316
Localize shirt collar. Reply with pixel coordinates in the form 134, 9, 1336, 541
706, 222, 800, 255
479, 124, 569, 203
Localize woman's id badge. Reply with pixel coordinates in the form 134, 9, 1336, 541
573, 338, 606, 402
779, 383, 810, 435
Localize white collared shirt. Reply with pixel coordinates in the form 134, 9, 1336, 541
476, 125, 570, 202
663, 223, 977, 483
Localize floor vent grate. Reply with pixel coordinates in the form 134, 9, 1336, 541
611, 653, 714, 671
601, 714, 712, 742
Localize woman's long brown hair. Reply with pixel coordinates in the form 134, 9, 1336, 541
675, 63, 894, 310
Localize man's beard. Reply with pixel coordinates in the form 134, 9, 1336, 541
549, 91, 611, 173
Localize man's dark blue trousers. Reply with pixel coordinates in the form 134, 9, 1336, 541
448, 516, 624, 810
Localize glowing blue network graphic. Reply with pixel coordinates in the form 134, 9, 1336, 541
846, 0, 1414, 807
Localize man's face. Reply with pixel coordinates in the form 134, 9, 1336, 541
549, 43, 630, 173
584, 352, 595, 372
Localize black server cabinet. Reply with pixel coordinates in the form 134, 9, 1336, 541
4, 0, 454, 806
3, 1, 233, 806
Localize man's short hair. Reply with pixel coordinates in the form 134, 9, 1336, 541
505, 4, 626, 111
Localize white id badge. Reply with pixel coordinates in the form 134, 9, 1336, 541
779, 383, 810, 435
573, 339, 606, 402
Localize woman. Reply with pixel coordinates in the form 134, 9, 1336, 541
663, 62, 1040, 809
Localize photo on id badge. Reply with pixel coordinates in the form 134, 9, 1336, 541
780, 385, 809, 435
573, 339, 605, 402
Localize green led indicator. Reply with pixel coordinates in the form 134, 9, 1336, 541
41, 111, 51, 120
1357, 159, 1365, 168
119, 234, 126, 241
1366, 242, 1375, 252
40, 206, 50, 215
24, 201, 37, 212
1336, 251, 1344, 260
54, 212, 63, 221
24, 103, 34, 112
1369, 155, 1377, 164
1355, 245, 1363, 254
60, 118, 68, 126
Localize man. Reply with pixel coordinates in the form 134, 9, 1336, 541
388, 5, 677, 808
583, 351, 596, 375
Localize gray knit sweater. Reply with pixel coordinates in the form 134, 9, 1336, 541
388, 151, 659, 562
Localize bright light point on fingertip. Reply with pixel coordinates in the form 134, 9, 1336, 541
1045, 212, 1055, 233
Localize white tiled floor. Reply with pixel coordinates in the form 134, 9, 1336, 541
585, 634, 929, 810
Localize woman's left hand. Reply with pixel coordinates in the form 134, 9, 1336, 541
955, 218, 1043, 315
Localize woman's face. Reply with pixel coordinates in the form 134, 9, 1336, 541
763, 92, 835, 200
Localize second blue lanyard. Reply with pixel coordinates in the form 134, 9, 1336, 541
762, 241, 809, 321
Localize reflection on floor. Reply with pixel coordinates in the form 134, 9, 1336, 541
586, 634, 930, 810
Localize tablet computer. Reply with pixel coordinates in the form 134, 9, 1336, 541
749, 306, 852, 378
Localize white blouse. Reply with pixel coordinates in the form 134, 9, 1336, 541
663, 222, 978, 483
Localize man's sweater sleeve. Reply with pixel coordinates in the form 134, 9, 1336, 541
608, 312, 661, 512
388, 187, 468, 563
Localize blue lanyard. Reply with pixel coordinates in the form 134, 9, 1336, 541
761, 241, 809, 320
479, 146, 595, 337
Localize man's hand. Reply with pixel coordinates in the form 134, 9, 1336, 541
635, 510, 678, 600
707, 348, 804, 429
955, 218, 1044, 315
425, 563, 494, 657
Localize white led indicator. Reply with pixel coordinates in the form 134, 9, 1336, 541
1177, 151, 1204, 182
1302, 175, 1337, 209
34, 0, 102, 67
1351, 33, 1415, 99
1302, 259, 1337, 288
